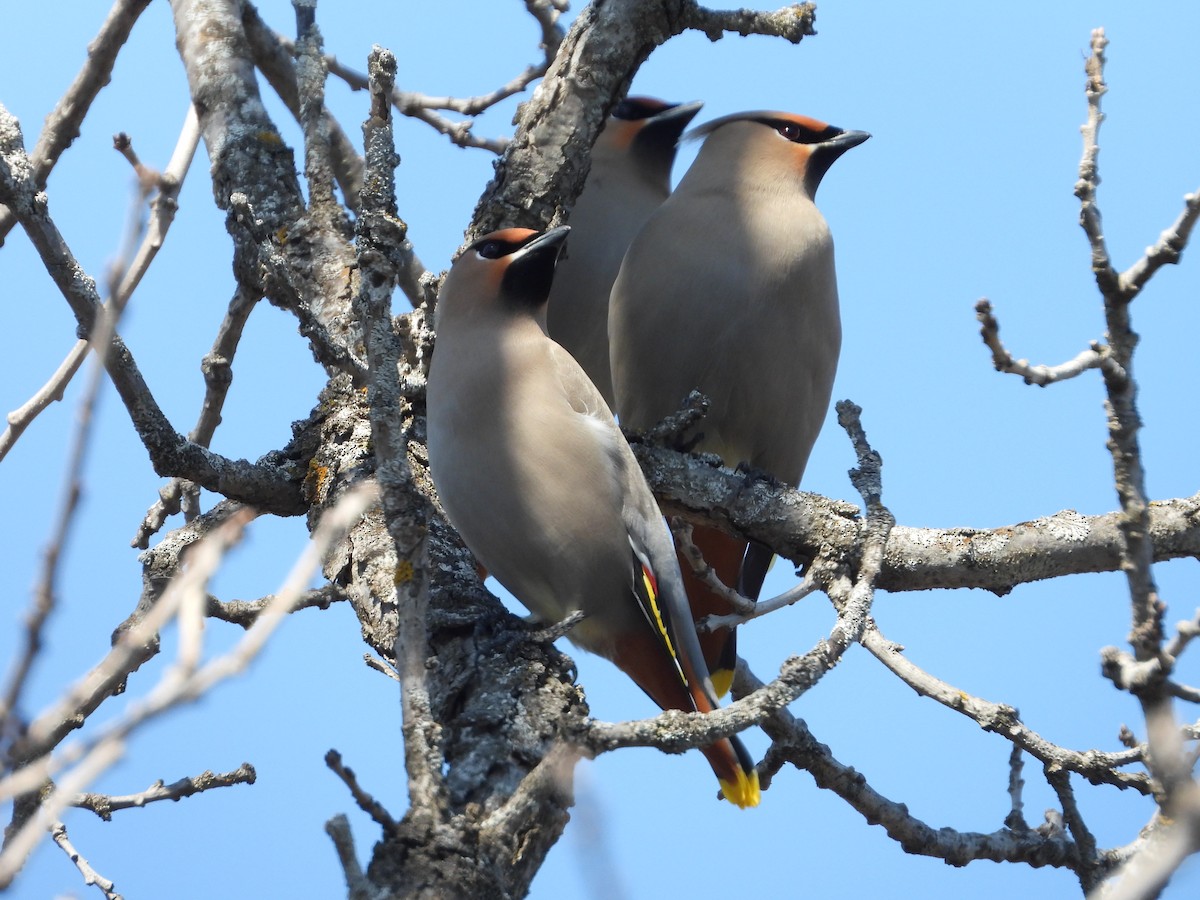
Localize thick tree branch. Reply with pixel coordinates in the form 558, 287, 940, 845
634, 441, 1200, 595
242, 2, 364, 208
354, 47, 447, 822
172, 0, 362, 372
468, 0, 816, 242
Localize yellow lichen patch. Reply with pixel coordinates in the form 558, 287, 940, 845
305, 458, 330, 499
394, 560, 415, 584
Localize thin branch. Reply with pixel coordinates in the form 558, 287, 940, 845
0, 340, 88, 463
72, 763, 257, 821
672, 518, 757, 616
50, 820, 122, 900
1074, 29, 1117, 297
242, 1, 363, 209
132, 284, 261, 548
864, 625, 1151, 794
744, 666, 1086, 871
311, 0, 569, 155
1006, 745, 1030, 832
683, 2, 816, 43
325, 750, 396, 833
1118, 191, 1200, 297
581, 651, 836, 757
0, 0, 154, 243
974, 299, 1123, 386
1076, 31, 1189, 816
0, 487, 374, 884
0, 104, 307, 514
0, 293, 114, 754
205, 584, 346, 628
109, 106, 202, 310
1, 107, 199, 467
363, 654, 400, 682
1164, 608, 1200, 661
2, 510, 255, 784
1046, 766, 1104, 893
325, 814, 372, 900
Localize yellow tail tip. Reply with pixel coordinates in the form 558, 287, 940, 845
719, 769, 761, 808
710, 668, 734, 699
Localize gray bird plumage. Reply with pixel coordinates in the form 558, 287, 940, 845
427, 225, 760, 807
546, 98, 702, 406
609, 111, 868, 679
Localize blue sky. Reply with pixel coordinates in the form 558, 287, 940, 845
2, 2, 1199, 898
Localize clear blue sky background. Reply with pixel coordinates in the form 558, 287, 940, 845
2, 2, 1199, 898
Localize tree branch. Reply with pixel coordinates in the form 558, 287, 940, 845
0, 0, 153, 243
72, 763, 257, 821
0, 105, 307, 514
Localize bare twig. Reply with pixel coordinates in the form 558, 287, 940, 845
132, 283, 261, 548
313, 0, 569, 155
1074, 29, 1117, 297
0, 340, 88, 463
683, 2, 816, 43
72, 763, 257, 820
865, 627, 1150, 794
1075, 31, 1189, 816
325, 814, 372, 900
205, 584, 347, 628
0, 0, 154, 243
672, 519, 757, 616
1046, 766, 1103, 893
975, 299, 1122, 385
363, 654, 400, 682
50, 820, 123, 900
0, 487, 374, 884
1006, 745, 1030, 832
745, 666, 1087, 871
1118, 191, 1200, 298
1, 107, 199, 467
1164, 608, 1200, 661
325, 750, 396, 833
0, 294, 115, 754
0, 104, 307, 514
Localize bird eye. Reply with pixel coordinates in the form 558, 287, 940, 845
476, 240, 504, 259
775, 121, 803, 142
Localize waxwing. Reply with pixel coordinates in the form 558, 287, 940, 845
427, 225, 760, 808
609, 113, 869, 693
546, 97, 703, 407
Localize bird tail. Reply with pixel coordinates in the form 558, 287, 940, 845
677, 525, 749, 697
703, 733, 761, 808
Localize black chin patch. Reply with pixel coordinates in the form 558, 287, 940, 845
499, 231, 567, 308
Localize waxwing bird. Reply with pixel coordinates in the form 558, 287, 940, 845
609, 112, 869, 694
426, 225, 760, 808
546, 97, 703, 407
